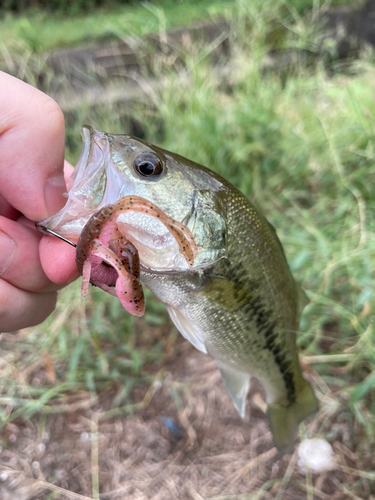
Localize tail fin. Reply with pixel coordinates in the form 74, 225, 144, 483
267, 380, 319, 455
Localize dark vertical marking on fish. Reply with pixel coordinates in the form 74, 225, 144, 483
261, 317, 295, 402
239, 290, 296, 402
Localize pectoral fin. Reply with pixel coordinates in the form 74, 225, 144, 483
166, 305, 207, 354
216, 360, 250, 418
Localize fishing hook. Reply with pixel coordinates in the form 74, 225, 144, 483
36, 225, 77, 248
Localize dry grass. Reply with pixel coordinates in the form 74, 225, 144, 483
1, 340, 374, 499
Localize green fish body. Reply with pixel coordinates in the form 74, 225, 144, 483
38, 126, 318, 453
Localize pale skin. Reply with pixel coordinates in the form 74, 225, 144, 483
0, 71, 79, 332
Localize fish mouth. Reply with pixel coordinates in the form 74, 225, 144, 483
36, 126, 221, 274
36, 126, 198, 273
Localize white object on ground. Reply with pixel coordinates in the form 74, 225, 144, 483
298, 438, 336, 473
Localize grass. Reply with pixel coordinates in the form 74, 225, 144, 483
1, 0, 375, 498
0, 0, 360, 58
0, 0, 230, 54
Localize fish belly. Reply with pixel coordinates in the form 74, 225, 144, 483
142, 268, 318, 454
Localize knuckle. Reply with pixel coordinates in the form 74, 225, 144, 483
41, 96, 65, 133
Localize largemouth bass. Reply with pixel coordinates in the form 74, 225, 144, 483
37, 126, 318, 454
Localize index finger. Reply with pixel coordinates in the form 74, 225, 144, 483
0, 71, 67, 221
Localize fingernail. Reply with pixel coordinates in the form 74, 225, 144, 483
45, 175, 67, 216
0, 231, 16, 276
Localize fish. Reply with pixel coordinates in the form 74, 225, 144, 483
36, 125, 319, 454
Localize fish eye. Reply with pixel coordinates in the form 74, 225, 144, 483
133, 153, 163, 178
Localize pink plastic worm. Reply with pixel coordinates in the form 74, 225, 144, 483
76, 195, 199, 315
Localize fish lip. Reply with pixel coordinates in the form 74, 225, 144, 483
71, 125, 106, 190
79, 125, 94, 174
36, 125, 107, 237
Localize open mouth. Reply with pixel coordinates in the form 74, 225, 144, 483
75, 195, 200, 316
36, 125, 205, 275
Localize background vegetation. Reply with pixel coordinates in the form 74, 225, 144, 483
0, 0, 362, 53
1, 0, 375, 498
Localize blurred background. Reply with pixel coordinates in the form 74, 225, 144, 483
1, 0, 375, 498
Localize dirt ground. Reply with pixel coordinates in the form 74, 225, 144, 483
0, 338, 373, 500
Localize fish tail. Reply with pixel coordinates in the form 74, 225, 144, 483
267, 380, 318, 455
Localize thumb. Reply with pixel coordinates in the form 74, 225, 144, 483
0, 71, 66, 221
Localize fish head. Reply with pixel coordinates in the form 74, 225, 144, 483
37, 126, 227, 272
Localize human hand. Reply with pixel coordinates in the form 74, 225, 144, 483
0, 71, 79, 332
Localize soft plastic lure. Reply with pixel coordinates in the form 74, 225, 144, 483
75, 195, 199, 316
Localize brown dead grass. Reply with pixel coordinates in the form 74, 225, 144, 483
0, 339, 374, 500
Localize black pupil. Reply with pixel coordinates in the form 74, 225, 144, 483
139, 162, 154, 176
